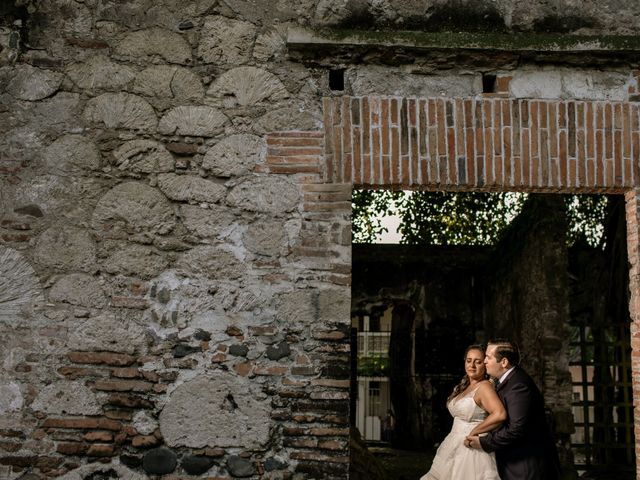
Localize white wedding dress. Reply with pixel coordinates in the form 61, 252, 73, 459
421, 385, 500, 480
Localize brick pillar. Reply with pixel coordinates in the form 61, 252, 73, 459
259, 129, 352, 477
624, 188, 640, 478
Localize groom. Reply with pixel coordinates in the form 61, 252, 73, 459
465, 340, 560, 480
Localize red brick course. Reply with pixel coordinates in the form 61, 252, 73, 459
319, 96, 640, 192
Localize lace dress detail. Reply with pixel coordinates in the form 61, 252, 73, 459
420, 385, 500, 480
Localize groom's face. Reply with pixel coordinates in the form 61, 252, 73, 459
484, 344, 507, 378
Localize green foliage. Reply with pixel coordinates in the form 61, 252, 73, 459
565, 195, 607, 248
352, 190, 402, 243
352, 190, 607, 247
395, 191, 525, 245
357, 355, 390, 377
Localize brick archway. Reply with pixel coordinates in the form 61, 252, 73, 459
264, 94, 640, 478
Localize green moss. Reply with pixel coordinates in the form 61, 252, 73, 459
308, 28, 640, 53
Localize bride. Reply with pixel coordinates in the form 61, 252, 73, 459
421, 344, 506, 480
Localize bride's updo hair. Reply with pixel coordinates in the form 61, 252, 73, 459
447, 344, 488, 402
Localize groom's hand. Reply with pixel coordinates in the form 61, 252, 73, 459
465, 435, 481, 450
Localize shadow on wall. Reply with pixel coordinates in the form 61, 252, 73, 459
335, 0, 598, 33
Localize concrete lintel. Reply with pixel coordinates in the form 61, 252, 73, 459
287, 27, 640, 54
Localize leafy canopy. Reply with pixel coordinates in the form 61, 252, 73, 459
353, 190, 607, 248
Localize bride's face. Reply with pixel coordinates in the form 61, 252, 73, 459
465, 348, 486, 380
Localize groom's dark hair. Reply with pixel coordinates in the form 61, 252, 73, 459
488, 339, 520, 366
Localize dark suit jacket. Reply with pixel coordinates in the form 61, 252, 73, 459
479, 367, 560, 480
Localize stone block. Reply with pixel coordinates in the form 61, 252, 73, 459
253, 106, 322, 134
198, 16, 256, 66
133, 411, 158, 436
158, 106, 227, 137
31, 381, 101, 415
254, 27, 287, 61
207, 66, 288, 106
103, 244, 170, 280
180, 203, 236, 239
347, 67, 481, 97
7, 175, 103, 223
67, 313, 149, 354
43, 134, 101, 175
176, 246, 245, 281
115, 28, 191, 65
159, 371, 271, 448
84, 93, 157, 131
509, 71, 563, 99
157, 173, 226, 203
34, 226, 96, 272
120, 455, 142, 468
172, 343, 200, 357
182, 455, 215, 475
244, 219, 286, 256
227, 455, 256, 477
266, 341, 291, 361
202, 134, 266, 177
142, 447, 177, 475
133, 65, 204, 100
0, 382, 23, 414
227, 175, 300, 214
49, 273, 107, 308
66, 55, 136, 91
92, 182, 175, 235
9, 92, 82, 133
276, 290, 317, 325
0, 247, 44, 325
264, 457, 287, 471
228, 344, 249, 357
6, 64, 63, 101
113, 140, 174, 173
560, 70, 629, 101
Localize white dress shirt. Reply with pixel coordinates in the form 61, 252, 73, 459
498, 366, 516, 385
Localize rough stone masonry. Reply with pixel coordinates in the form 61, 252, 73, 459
3, 0, 640, 479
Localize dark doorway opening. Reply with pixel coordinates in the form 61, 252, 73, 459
350, 192, 634, 480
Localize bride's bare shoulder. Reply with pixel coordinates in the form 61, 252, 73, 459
477, 379, 496, 392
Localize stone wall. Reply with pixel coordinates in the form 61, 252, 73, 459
3, 0, 640, 478
484, 195, 573, 437
0, 2, 353, 479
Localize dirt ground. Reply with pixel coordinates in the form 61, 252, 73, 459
369, 445, 436, 480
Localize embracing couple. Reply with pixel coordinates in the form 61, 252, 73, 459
421, 340, 561, 480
